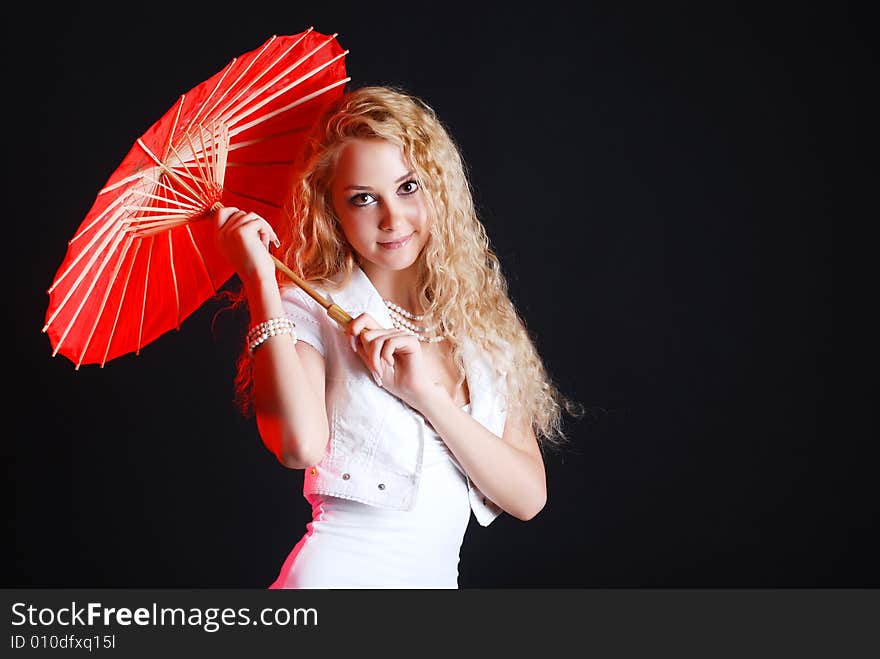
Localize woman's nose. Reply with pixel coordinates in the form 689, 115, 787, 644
379, 200, 405, 231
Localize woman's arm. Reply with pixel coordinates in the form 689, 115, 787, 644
348, 319, 546, 521
245, 277, 330, 470
416, 389, 547, 521
213, 206, 329, 469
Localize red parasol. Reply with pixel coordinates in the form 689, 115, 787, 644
43, 28, 351, 368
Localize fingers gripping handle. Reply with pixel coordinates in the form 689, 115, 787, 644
211, 203, 353, 329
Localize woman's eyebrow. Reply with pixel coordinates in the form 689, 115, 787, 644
344, 171, 414, 191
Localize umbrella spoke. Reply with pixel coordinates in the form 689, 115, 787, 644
137, 138, 208, 206
190, 33, 296, 131
49, 226, 128, 359
123, 197, 200, 214
168, 139, 211, 203
50, 200, 130, 294
137, 236, 155, 355
185, 224, 217, 293
161, 94, 187, 163
167, 231, 182, 330
221, 34, 334, 126
126, 176, 204, 210
129, 218, 191, 236
214, 122, 229, 187
197, 125, 218, 189
188, 56, 241, 130
226, 44, 348, 131
76, 232, 136, 369
101, 236, 141, 367
182, 121, 229, 197
72, 187, 134, 244
100, 171, 150, 195
230, 76, 350, 138
205, 31, 316, 131
167, 121, 228, 202
146, 172, 208, 210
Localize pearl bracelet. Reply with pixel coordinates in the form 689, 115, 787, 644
246, 316, 295, 343
247, 317, 297, 355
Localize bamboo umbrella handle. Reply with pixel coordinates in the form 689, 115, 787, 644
269, 254, 353, 328
210, 203, 352, 328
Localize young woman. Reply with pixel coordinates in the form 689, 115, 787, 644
214, 86, 580, 588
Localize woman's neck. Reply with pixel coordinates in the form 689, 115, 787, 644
359, 261, 425, 314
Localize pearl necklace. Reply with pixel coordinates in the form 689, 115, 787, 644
383, 299, 446, 343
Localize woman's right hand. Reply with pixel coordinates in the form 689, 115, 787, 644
213, 206, 280, 287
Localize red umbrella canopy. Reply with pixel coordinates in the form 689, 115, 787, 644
44, 28, 349, 368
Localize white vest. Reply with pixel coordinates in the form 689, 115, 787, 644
280, 265, 508, 526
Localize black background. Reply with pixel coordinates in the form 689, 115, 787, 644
4, 2, 875, 588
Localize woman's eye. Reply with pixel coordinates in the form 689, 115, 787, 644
350, 193, 376, 207
399, 180, 419, 195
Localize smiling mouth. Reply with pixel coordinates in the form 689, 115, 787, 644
378, 233, 413, 249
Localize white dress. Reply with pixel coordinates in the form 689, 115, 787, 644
269, 404, 473, 589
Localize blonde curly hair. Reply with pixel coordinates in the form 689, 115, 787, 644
233, 85, 582, 451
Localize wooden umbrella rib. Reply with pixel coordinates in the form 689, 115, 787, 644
71, 185, 136, 244
219, 51, 323, 127
187, 121, 228, 194
137, 138, 206, 204
168, 136, 210, 202
193, 33, 291, 131
174, 121, 228, 194
47, 202, 128, 297
188, 56, 240, 129
167, 131, 216, 201
124, 191, 197, 220
129, 218, 190, 236
126, 213, 191, 220
146, 173, 206, 210
175, 152, 226, 168
223, 39, 344, 130
169, 161, 223, 192
49, 226, 128, 358
185, 224, 217, 293
215, 123, 229, 187
76, 231, 135, 369
101, 236, 140, 366
199, 126, 216, 189
228, 46, 347, 130
222, 33, 337, 125
162, 94, 187, 163
100, 170, 151, 195
137, 236, 155, 355
124, 193, 201, 213
168, 230, 181, 330
230, 76, 350, 138
205, 31, 313, 133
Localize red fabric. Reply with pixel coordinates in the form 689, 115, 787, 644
45, 30, 348, 367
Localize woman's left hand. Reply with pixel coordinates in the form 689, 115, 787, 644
348, 315, 437, 410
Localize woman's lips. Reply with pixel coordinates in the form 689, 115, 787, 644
378, 233, 413, 249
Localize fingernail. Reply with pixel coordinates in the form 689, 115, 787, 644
350, 335, 357, 353
273, 237, 281, 248
372, 371, 383, 387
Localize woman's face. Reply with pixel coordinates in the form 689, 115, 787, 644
330, 138, 430, 277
